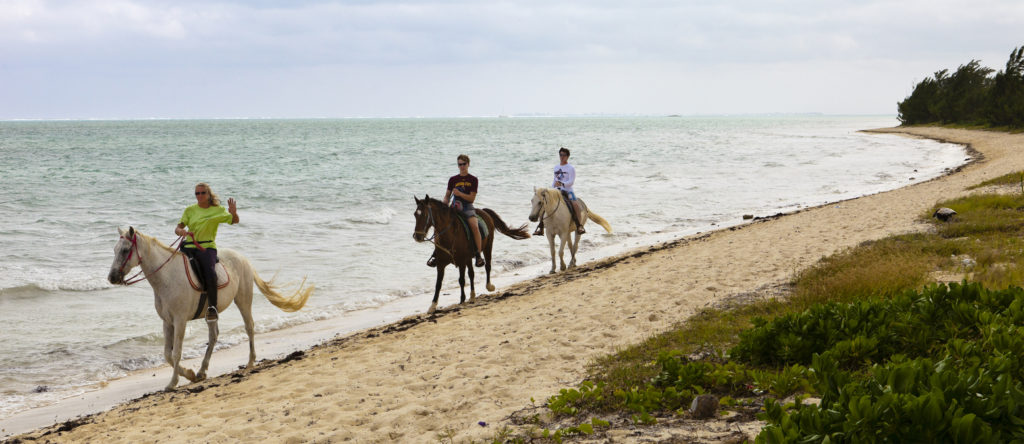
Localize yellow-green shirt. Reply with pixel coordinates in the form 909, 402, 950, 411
179, 204, 233, 249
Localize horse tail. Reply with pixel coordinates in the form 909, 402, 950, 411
480, 208, 531, 240
588, 211, 613, 233
253, 273, 314, 312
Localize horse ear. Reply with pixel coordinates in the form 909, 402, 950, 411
118, 226, 125, 236
414, 195, 420, 204
128, 226, 135, 237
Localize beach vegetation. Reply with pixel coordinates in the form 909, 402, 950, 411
898, 44, 1024, 128
512, 187, 1024, 442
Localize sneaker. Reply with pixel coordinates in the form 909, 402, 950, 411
475, 255, 485, 267
426, 256, 437, 267
205, 306, 218, 322
576, 226, 586, 234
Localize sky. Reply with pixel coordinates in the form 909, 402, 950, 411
1, 0, 1023, 119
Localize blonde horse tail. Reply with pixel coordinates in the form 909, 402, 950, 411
254, 273, 314, 312
588, 211, 613, 233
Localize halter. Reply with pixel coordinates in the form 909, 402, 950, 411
117, 232, 182, 286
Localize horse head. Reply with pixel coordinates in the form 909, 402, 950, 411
412, 195, 433, 242
108, 226, 140, 285
528, 187, 546, 222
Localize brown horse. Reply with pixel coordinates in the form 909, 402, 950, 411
413, 195, 530, 313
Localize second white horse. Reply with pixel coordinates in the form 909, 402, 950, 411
528, 188, 612, 273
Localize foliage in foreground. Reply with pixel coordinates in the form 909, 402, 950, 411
515, 189, 1024, 442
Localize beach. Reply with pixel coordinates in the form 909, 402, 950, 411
5, 126, 1019, 443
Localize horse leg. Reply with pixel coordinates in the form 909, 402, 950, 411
168, 319, 197, 389
239, 295, 257, 369
546, 231, 557, 274
458, 265, 467, 304
196, 317, 219, 381
467, 264, 476, 302
569, 231, 581, 269
430, 265, 444, 314
484, 241, 495, 292
558, 234, 569, 271
162, 321, 178, 389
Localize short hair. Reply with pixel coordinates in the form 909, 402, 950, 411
457, 154, 470, 164
558, 147, 570, 157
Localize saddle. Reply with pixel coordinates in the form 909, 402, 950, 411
455, 213, 490, 245
561, 193, 584, 228
181, 255, 230, 291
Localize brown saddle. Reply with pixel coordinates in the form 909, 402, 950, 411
182, 255, 230, 291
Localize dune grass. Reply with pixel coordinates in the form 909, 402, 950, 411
500, 186, 1024, 442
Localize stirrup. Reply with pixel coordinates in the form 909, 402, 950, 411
426, 256, 437, 267
533, 226, 543, 236
475, 255, 485, 267
205, 306, 218, 323
576, 226, 586, 234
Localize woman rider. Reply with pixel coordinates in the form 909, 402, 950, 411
175, 182, 239, 322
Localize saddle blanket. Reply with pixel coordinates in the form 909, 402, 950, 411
182, 255, 230, 291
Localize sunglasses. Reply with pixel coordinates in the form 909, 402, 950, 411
458, 162, 467, 166
195, 191, 208, 195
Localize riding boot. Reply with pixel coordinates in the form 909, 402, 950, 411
575, 219, 586, 234
533, 221, 544, 236
426, 253, 437, 267
205, 285, 218, 323
475, 252, 485, 267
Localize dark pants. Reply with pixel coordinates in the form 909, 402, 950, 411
182, 246, 218, 308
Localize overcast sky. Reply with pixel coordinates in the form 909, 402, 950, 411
2, 0, 1022, 119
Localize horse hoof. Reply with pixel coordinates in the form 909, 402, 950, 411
486, 283, 495, 292
549, 270, 556, 274
182, 368, 198, 382
196, 372, 207, 381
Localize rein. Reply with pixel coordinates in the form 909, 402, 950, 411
416, 202, 457, 258
119, 233, 183, 286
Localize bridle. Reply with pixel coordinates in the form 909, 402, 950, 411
414, 201, 457, 257
116, 232, 182, 286
534, 190, 562, 222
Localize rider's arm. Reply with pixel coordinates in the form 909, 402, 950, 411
461, 190, 476, 203
562, 167, 575, 189
443, 189, 453, 205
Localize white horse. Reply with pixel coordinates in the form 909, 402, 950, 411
528, 188, 612, 273
107, 227, 313, 390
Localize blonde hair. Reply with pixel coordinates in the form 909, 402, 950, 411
195, 182, 221, 206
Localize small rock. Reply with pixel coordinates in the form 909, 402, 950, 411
933, 207, 957, 222
742, 214, 753, 220
689, 394, 719, 419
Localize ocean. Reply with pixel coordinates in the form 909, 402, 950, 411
0, 116, 966, 419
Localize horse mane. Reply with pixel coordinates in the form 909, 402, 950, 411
540, 188, 564, 212
424, 196, 458, 217
134, 230, 181, 256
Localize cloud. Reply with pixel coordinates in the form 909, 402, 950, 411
1, 0, 1022, 118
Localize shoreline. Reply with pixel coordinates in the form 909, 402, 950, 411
6, 126, 1018, 443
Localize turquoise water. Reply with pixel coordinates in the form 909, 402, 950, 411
0, 116, 965, 417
